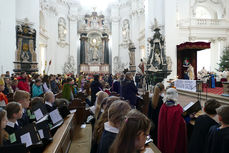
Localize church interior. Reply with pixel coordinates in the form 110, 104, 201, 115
0, 0, 229, 153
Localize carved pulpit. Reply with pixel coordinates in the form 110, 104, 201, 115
146, 19, 171, 86
79, 11, 110, 74
14, 21, 38, 73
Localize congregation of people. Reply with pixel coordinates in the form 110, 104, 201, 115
0, 70, 229, 153
197, 67, 229, 88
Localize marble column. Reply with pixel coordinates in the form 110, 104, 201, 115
164, 0, 177, 79
111, 4, 120, 74
102, 34, 109, 64
210, 39, 217, 71
0, 0, 16, 73
131, 0, 140, 70
129, 43, 136, 72
79, 34, 87, 64
68, 11, 78, 72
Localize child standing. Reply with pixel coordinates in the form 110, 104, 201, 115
97, 100, 131, 153
189, 99, 220, 153
109, 109, 151, 153
205, 105, 229, 153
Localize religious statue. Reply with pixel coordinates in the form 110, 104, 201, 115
21, 43, 30, 62
122, 19, 130, 42
187, 64, 195, 80
138, 59, 145, 74
89, 37, 101, 62
166, 56, 172, 71
58, 17, 67, 41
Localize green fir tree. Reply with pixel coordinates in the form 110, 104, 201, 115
218, 47, 229, 71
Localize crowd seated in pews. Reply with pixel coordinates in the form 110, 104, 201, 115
0, 70, 229, 153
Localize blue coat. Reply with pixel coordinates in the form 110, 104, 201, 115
32, 84, 43, 97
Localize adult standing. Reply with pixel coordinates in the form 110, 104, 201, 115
17, 71, 30, 93
120, 72, 138, 107
90, 75, 103, 105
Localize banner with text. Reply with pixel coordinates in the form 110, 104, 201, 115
175, 79, 196, 92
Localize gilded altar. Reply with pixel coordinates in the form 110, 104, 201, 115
14, 20, 38, 73
79, 11, 110, 74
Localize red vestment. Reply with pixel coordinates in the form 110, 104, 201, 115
157, 103, 187, 153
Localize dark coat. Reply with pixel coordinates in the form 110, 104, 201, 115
120, 79, 138, 106
50, 80, 59, 94
97, 130, 117, 153
205, 125, 229, 153
45, 104, 56, 113
90, 80, 102, 105
17, 110, 30, 127
5, 124, 21, 135
112, 80, 120, 94
188, 114, 218, 153
148, 95, 163, 145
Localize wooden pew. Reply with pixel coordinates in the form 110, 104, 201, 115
110, 91, 120, 97
55, 92, 63, 99
43, 113, 76, 153
142, 91, 150, 116
136, 91, 150, 116
68, 98, 90, 124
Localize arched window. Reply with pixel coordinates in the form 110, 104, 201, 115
195, 6, 212, 19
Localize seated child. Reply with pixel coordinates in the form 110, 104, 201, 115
98, 100, 131, 153
205, 105, 229, 153
44, 91, 56, 113
109, 109, 151, 153
0, 108, 8, 145
13, 90, 31, 127
32, 79, 43, 98
5, 102, 23, 134
189, 99, 220, 153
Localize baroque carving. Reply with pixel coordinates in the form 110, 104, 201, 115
57, 17, 68, 47
122, 19, 130, 43
147, 19, 167, 71
113, 56, 128, 74
40, 0, 58, 16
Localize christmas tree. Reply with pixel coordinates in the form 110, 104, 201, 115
218, 47, 229, 71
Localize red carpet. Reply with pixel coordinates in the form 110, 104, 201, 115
202, 87, 223, 95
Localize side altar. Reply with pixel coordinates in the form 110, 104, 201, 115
13, 19, 38, 73
78, 11, 110, 74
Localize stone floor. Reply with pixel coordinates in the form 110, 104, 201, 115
178, 94, 202, 107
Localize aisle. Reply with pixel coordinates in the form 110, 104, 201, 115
68, 124, 92, 153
